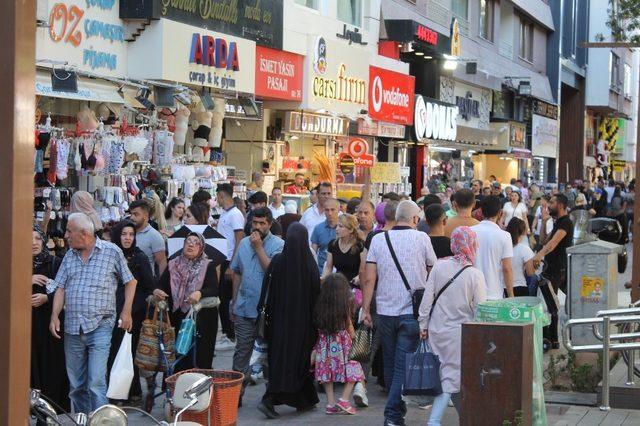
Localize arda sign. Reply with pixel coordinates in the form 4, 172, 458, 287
189, 34, 240, 70
413, 95, 458, 142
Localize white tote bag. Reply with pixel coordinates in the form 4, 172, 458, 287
107, 332, 134, 400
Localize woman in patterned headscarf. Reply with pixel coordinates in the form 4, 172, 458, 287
417, 226, 487, 426
31, 225, 70, 413
153, 232, 220, 373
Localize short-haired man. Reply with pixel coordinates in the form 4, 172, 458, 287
311, 198, 339, 274
417, 194, 442, 234
129, 199, 167, 276
216, 183, 246, 346
231, 207, 284, 400
363, 201, 437, 426
269, 187, 285, 219
382, 192, 400, 202
286, 173, 309, 194
301, 182, 332, 241
471, 196, 514, 300
424, 204, 453, 258
357, 200, 376, 238
244, 191, 283, 237
444, 189, 479, 237
533, 194, 573, 349
50, 213, 137, 414
247, 172, 264, 192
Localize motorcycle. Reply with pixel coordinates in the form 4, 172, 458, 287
30, 374, 212, 426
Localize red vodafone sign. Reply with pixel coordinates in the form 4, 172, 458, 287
368, 66, 415, 125
346, 137, 374, 167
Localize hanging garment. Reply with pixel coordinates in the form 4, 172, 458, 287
108, 140, 126, 174
35, 150, 44, 174
47, 139, 58, 186
55, 139, 71, 181
154, 131, 174, 167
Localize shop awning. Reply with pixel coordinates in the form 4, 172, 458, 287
455, 126, 498, 147
35, 70, 125, 104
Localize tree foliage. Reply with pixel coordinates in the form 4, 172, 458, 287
608, 0, 640, 43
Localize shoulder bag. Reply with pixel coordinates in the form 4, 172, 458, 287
256, 272, 272, 340
428, 265, 472, 317
135, 301, 175, 372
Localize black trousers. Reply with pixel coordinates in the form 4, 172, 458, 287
541, 268, 566, 343
219, 261, 235, 339
504, 286, 530, 298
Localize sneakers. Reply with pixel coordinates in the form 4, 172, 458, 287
336, 399, 356, 415
216, 336, 236, 351
325, 405, 340, 415
353, 382, 369, 407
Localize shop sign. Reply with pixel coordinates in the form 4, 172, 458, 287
416, 25, 438, 45
224, 99, 263, 120
509, 122, 526, 149
285, 111, 348, 136
531, 113, 558, 158
532, 99, 558, 120
371, 162, 401, 183
456, 92, 479, 120
303, 35, 370, 115
357, 119, 406, 139
441, 79, 492, 130
128, 20, 255, 93
36, 0, 127, 75
413, 95, 458, 142
336, 24, 367, 45
255, 46, 303, 101
612, 159, 626, 172
158, 0, 283, 49
368, 66, 415, 125
339, 154, 355, 175
346, 137, 374, 167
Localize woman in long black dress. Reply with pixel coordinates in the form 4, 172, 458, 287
107, 220, 155, 404
257, 223, 321, 419
31, 226, 70, 412
153, 232, 220, 373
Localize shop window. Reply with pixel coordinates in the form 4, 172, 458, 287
295, 0, 319, 10
624, 63, 632, 98
337, 0, 362, 27
452, 0, 468, 20
479, 0, 495, 42
518, 17, 534, 62
610, 52, 621, 91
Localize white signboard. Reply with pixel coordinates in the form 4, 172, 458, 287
302, 35, 370, 115
36, 0, 127, 76
128, 19, 256, 93
531, 114, 558, 158
414, 95, 458, 142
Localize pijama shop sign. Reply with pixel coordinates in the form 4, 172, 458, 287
413, 95, 458, 142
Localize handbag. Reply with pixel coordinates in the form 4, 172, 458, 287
135, 302, 175, 372
349, 323, 372, 362
256, 272, 272, 340
175, 308, 196, 356
403, 340, 443, 396
384, 232, 424, 319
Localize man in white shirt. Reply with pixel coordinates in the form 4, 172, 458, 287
363, 201, 437, 426
300, 182, 332, 241
268, 187, 285, 219
216, 183, 246, 346
471, 196, 514, 299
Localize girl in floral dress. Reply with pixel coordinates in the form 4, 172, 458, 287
312, 273, 365, 415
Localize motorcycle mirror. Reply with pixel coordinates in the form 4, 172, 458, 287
184, 376, 213, 400
88, 404, 127, 426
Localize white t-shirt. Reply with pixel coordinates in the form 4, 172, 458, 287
300, 204, 325, 243
269, 203, 286, 220
470, 221, 514, 300
512, 240, 534, 288
217, 206, 245, 260
503, 202, 528, 227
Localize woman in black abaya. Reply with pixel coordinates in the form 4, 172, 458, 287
31, 226, 70, 413
257, 222, 321, 419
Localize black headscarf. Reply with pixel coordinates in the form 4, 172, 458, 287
260, 222, 321, 393
32, 225, 51, 271
111, 220, 137, 258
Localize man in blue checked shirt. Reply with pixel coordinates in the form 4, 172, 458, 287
49, 213, 137, 414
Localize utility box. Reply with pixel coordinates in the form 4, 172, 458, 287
461, 322, 533, 426
567, 240, 622, 346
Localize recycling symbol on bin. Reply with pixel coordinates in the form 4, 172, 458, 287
509, 307, 521, 320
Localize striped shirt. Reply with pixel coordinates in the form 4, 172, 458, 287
54, 238, 134, 334
366, 226, 437, 316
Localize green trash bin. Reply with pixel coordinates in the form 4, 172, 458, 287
475, 297, 550, 426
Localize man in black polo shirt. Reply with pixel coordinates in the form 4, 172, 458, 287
533, 193, 573, 349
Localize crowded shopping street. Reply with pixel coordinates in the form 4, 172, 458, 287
4, 0, 640, 425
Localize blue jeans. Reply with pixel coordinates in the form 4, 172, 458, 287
427, 392, 460, 425
379, 314, 420, 423
64, 320, 112, 413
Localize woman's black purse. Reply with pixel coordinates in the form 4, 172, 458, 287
256, 272, 272, 340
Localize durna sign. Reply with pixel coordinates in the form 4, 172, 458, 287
414, 95, 458, 142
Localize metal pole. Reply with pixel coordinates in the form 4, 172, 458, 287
600, 316, 611, 411
627, 348, 635, 386
632, 68, 640, 304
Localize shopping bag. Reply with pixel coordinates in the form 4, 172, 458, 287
175, 309, 196, 356
135, 302, 175, 372
250, 340, 268, 367
107, 332, 134, 400
403, 341, 442, 396
349, 324, 372, 362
